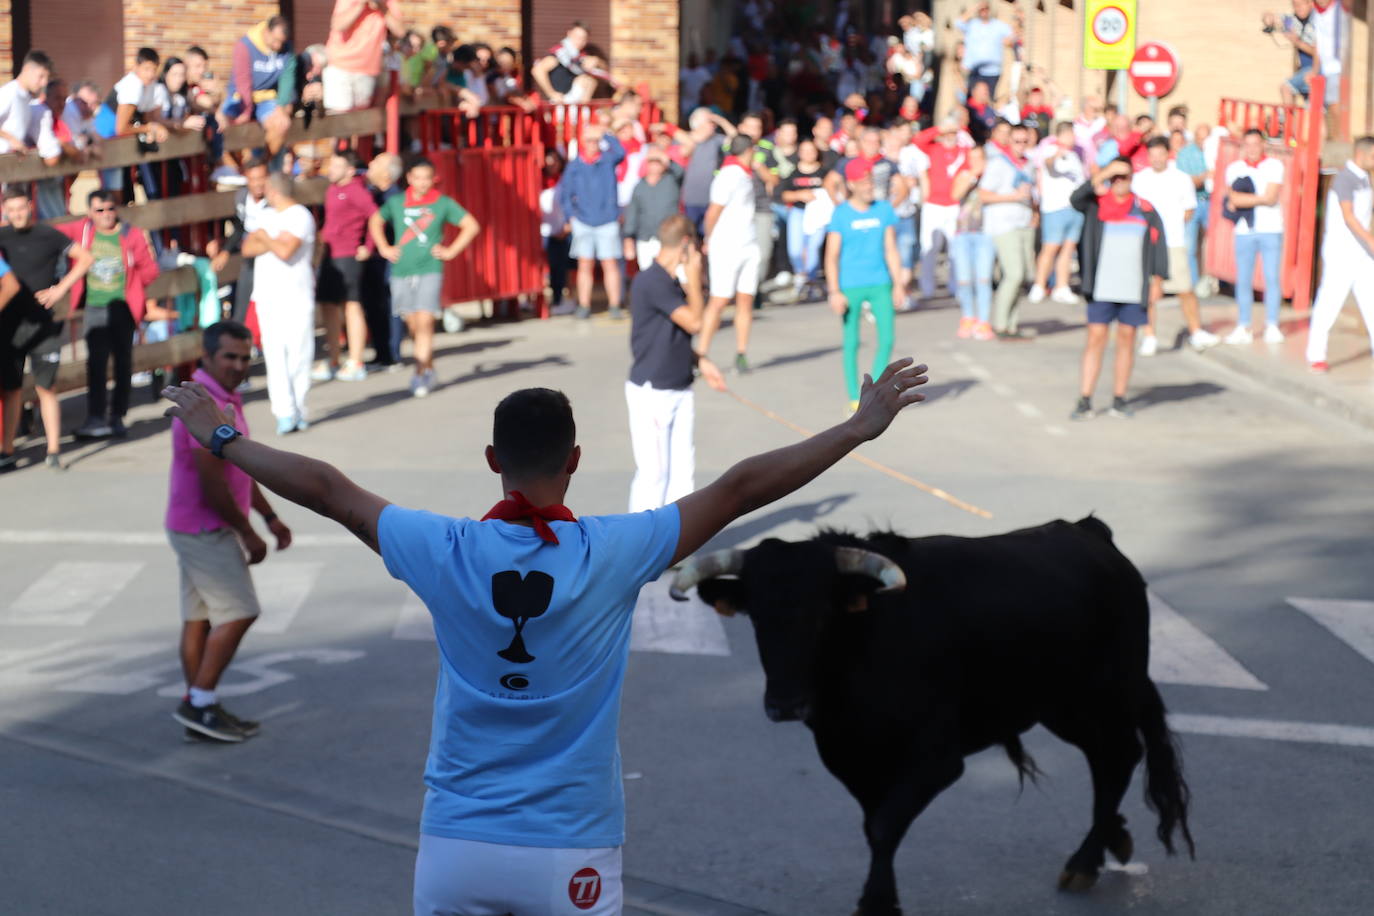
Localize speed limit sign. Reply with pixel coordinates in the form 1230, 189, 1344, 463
1083, 0, 1136, 69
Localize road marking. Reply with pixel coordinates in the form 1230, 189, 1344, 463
3, 561, 144, 627
725, 390, 994, 519
393, 593, 435, 641
989, 381, 1015, 398
1014, 401, 1043, 419
1044, 425, 1068, 437
1169, 713, 1374, 749
1287, 597, 1374, 667
0, 529, 357, 547
0, 640, 166, 693
631, 578, 730, 656
156, 649, 366, 698
249, 562, 325, 634
1149, 591, 1267, 690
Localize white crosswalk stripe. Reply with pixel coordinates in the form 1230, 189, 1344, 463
630, 578, 731, 657
1287, 597, 1374, 668
392, 593, 435, 641
2, 561, 144, 627
249, 562, 325, 634
1148, 591, 1268, 691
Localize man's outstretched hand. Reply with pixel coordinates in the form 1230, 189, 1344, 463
163, 382, 235, 449
846, 357, 929, 441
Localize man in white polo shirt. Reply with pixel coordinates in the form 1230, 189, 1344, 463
1131, 136, 1220, 354
1306, 136, 1374, 372
699, 134, 760, 374
0, 50, 52, 154
1222, 129, 1286, 344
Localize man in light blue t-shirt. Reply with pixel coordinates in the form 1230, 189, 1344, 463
161, 367, 931, 915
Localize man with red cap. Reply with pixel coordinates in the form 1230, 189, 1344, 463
825, 158, 903, 413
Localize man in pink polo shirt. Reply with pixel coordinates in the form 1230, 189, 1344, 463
167, 321, 293, 743
323, 0, 406, 113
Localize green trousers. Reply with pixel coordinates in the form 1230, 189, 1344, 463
842, 284, 895, 402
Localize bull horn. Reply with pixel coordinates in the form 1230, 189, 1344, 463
834, 547, 906, 593
669, 549, 745, 601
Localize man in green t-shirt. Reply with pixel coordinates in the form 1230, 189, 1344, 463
368, 157, 481, 398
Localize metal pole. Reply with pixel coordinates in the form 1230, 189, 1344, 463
1116, 69, 1128, 113
1149, 96, 1157, 122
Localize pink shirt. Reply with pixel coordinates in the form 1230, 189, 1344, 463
166, 368, 253, 534
319, 174, 379, 255
325, 0, 401, 76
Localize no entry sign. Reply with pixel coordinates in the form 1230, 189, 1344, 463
1129, 42, 1180, 98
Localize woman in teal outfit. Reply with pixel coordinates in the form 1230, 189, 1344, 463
824, 158, 903, 412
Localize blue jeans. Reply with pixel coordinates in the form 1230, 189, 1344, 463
949, 232, 995, 322
785, 207, 826, 280
1185, 203, 1209, 288
1233, 231, 1282, 325
893, 215, 917, 270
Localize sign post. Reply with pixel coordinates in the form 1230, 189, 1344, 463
1083, 0, 1137, 111
1129, 41, 1181, 120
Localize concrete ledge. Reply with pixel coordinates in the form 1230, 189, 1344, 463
1195, 344, 1374, 433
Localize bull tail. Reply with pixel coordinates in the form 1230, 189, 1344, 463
1003, 734, 1042, 790
1138, 680, 1196, 858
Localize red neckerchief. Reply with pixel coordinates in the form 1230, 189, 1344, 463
1097, 191, 1137, 222
1313, 0, 1333, 10
579, 144, 601, 164
1243, 156, 1265, 168
991, 140, 1027, 168
721, 155, 751, 173
405, 187, 441, 207
481, 490, 577, 545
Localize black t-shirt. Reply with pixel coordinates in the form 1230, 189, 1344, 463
0, 224, 72, 321
629, 262, 694, 391
776, 167, 826, 205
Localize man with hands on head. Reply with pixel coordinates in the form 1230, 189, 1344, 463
163, 335, 928, 915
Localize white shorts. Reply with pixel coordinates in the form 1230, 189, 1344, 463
413, 834, 622, 916
919, 202, 960, 253
708, 242, 760, 299
323, 66, 379, 112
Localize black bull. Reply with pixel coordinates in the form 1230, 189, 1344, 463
671, 516, 1194, 915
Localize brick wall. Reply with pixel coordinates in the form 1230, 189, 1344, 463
612, 0, 680, 122
0, 0, 12, 76
122, 0, 280, 81
404, 0, 522, 52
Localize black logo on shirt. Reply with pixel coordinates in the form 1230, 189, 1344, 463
499, 673, 531, 690
491, 570, 554, 664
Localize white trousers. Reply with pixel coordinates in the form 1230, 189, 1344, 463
634, 238, 661, 271
258, 301, 314, 421
625, 380, 695, 513
1305, 250, 1374, 363
413, 834, 622, 916
919, 202, 960, 254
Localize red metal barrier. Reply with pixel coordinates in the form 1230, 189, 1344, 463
1208, 75, 1325, 314
430, 146, 547, 316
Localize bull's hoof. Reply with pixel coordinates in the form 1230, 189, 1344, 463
1108, 828, 1134, 865
1057, 868, 1099, 893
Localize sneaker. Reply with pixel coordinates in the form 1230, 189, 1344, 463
996, 329, 1033, 342
110, 418, 128, 438
173, 700, 245, 743
0, 452, 16, 471
1051, 286, 1079, 305
734, 353, 751, 374
1070, 397, 1093, 421
441, 309, 465, 334
1224, 325, 1253, 345
275, 417, 297, 436
1263, 324, 1285, 344
311, 362, 337, 382
44, 453, 64, 471
1028, 284, 1047, 304
573, 305, 591, 320
549, 298, 577, 316
74, 419, 113, 439
294, 419, 310, 432
1107, 396, 1135, 419
335, 361, 368, 382
1189, 328, 1221, 350
1138, 335, 1159, 357
773, 271, 793, 288
608, 306, 626, 321
218, 706, 260, 737
972, 321, 996, 341
412, 369, 435, 398
863, 303, 875, 325
130, 370, 153, 386
182, 726, 214, 743
956, 316, 975, 339
1309, 360, 1330, 374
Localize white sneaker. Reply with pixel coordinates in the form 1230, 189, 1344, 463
1224, 325, 1253, 345
773, 270, 793, 288
1263, 324, 1285, 344
411, 369, 435, 398
130, 371, 153, 386
311, 362, 336, 382
1028, 284, 1047, 304
1189, 328, 1220, 350
1138, 335, 1159, 357
1051, 286, 1079, 304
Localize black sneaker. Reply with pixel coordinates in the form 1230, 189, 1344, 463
110, 418, 128, 439
734, 353, 751, 374
1069, 397, 1093, 421
44, 453, 64, 471
173, 700, 246, 743
573, 306, 591, 320
1107, 396, 1135, 419
218, 706, 260, 737
0, 452, 16, 472
74, 419, 113, 440
608, 306, 626, 321
183, 726, 214, 743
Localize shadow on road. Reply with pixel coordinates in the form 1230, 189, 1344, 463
1128, 382, 1226, 408
702, 494, 855, 552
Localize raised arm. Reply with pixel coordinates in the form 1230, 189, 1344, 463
670, 358, 928, 565
163, 383, 390, 552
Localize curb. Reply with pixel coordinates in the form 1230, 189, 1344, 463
1194, 345, 1374, 433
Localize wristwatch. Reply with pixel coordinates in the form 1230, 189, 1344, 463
209, 424, 242, 459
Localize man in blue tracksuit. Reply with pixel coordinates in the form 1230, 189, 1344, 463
556, 123, 625, 320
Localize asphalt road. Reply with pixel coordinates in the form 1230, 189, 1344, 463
2, 294, 1372, 915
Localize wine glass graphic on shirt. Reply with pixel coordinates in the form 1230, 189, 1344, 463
491, 570, 554, 664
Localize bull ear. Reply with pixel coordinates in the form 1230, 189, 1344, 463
712, 599, 739, 618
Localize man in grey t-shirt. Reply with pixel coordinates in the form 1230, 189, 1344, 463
682, 108, 735, 234
979, 124, 1035, 337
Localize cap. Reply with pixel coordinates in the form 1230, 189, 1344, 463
844, 158, 873, 182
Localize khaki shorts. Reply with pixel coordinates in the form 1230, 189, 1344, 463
1163, 247, 1191, 296
168, 528, 261, 626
